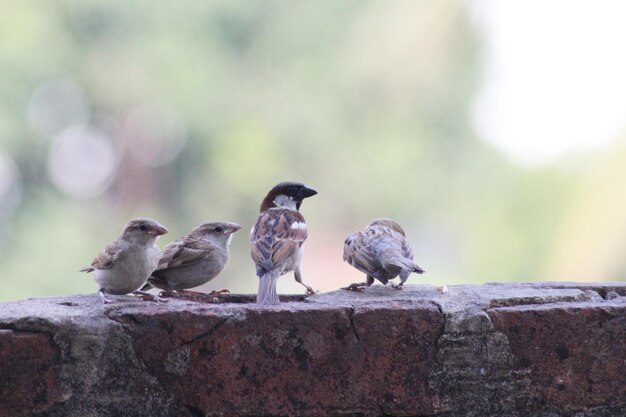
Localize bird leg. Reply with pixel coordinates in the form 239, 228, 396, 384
99, 289, 114, 304
156, 289, 226, 304
158, 289, 196, 298
175, 289, 206, 296
208, 289, 230, 295
157, 289, 178, 298
133, 290, 168, 303
342, 282, 368, 292
159, 289, 230, 297
342, 275, 375, 292
294, 268, 317, 295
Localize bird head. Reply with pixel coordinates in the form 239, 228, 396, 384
122, 218, 168, 245
260, 182, 317, 212
190, 221, 242, 246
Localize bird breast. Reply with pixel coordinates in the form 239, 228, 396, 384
94, 243, 160, 294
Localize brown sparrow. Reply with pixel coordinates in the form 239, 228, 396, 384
143, 221, 241, 296
80, 218, 168, 303
251, 182, 317, 304
343, 218, 424, 290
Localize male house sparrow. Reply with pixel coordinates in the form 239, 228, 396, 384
251, 182, 318, 304
143, 221, 241, 296
343, 218, 424, 290
80, 218, 168, 303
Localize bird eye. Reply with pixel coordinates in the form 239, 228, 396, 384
139, 224, 148, 231
214, 226, 224, 232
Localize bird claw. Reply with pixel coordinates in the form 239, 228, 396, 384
342, 284, 366, 292
158, 290, 225, 303
99, 290, 114, 304
151, 295, 169, 303
158, 290, 179, 298
208, 289, 230, 295
133, 291, 169, 303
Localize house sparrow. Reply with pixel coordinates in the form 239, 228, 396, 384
143, 221, 241, 296
343, 218, 424, 291
251, 182, 318, 305
80, 218, 168, 304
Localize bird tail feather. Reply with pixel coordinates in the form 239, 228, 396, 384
257, 269, 280, 305
387, 256, 424, 280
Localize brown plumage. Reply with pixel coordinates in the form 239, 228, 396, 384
144, 221, 241, 295
251, 182, 317, 304
343, 218, 424, 290
80, 218, 168, 303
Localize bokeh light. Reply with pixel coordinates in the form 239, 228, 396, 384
47, 125, 117, 198
27, 79, 89, 137
0, 150, 22, 217
124, 105, 187, 167
468, 0, 626, 165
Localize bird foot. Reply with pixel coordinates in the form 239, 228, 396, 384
100, 295, 114, 304
133, 290, 168, 303
391, 283, 404, 290
208, 289, 230, 295
342, 283, 367, 292
159, 290, 223, 303
99, 290, 114, 304
437, 285, 448, 294
158, 290, 181, 298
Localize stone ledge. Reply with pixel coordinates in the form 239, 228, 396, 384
0, 282, 625, 417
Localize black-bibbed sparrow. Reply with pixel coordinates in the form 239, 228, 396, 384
143, 221, 241, 296
343, 218, 424, 291
80, 218, 168, 303
251, 182, 317, 305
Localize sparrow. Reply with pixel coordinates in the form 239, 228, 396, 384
80, 218, 168, 304
251, 182, 318, 305
142, 221, 242, 296
343, 218, 424, 291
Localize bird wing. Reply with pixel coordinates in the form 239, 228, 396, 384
374, 227, 414, 262
343, 230, 385, 278
399, 235, 415, 261
376, 227, 423, 275
251, 209, 307, 275
155, 237, 216, 271
88, 241, 124, 271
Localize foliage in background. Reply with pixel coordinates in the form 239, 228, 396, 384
0, 0, 622, 301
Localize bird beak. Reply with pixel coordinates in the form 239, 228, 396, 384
300, 186, 318, 199
151, 225, 168, 236
229, 223, 242, 233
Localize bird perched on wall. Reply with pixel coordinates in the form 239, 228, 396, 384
142, 221, 241, 296
343, 218, 424, 291
251, 182, 318, 305
80, 218, 168, 304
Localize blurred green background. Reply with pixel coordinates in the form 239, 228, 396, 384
1, 0, 625, 302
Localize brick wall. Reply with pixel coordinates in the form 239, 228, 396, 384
1, 282, 625, 417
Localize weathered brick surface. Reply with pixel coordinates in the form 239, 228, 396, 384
107, 301, 444, 416
0, 330, 64, 417
0, 282, 624, 417
489, 303, 626, 412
